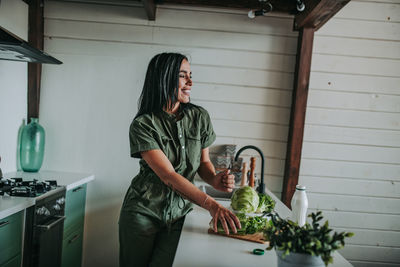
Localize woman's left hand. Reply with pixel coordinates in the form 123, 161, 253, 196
213, 169, 235, 192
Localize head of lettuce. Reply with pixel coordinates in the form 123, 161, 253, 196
231, 186, 259, 213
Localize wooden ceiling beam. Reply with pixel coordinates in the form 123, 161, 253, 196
143, 0, 157, 20
281, 1, 350, 207
282, 27, 314, 208
27, 0, 44, 121
294, 0, 350, 31
160, 0, 298, 14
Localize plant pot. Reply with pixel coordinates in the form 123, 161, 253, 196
276, 250, 325, 267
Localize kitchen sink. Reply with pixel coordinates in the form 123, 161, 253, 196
198, 184, 236, 200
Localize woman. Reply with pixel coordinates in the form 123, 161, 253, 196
119, 52, 241, 267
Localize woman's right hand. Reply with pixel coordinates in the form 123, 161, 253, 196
207, 200, 241, 235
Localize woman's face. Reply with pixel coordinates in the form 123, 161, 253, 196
177, 59, 192, 104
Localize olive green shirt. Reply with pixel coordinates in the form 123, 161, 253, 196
121, 104, 216, 224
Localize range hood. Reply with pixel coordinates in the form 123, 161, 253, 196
0, 26, 62, 64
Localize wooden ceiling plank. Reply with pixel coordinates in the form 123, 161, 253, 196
281, 27, 315, 208
295, 0, 351, 31
143, 0, 157, 20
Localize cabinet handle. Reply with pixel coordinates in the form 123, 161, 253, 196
73, 186, 83, 192
68, 233, 80, 244
0, 220, 10, 228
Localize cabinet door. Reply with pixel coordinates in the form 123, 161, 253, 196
64, 184, 87, 236
61, 227, 83, 267
0, 254, 21, 267
0, 211, 23, 266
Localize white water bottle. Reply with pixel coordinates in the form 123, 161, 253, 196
291, 184, 308, 227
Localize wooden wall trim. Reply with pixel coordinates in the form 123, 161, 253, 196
27, 0, 43, 121
282, 27, 314, 208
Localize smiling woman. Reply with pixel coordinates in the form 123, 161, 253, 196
118, 53, 241, 267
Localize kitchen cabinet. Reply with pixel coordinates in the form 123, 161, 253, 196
61, 184, 87, 267
0, 211, 23, 267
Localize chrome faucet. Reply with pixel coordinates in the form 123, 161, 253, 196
234, 145, 265, 194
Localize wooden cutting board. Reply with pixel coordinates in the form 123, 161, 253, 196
207, 229, 267, 244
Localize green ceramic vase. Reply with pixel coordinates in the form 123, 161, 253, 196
20, 118, 45, 172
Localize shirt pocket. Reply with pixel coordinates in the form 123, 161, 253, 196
185, 129, 202, 167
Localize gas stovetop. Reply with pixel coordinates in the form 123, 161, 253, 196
0, 177, 60, 197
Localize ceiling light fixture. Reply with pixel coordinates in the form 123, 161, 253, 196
296, 0, 306, 12
248, 1, 273, 19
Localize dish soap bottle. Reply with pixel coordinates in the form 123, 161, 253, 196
291, 184, 308, 227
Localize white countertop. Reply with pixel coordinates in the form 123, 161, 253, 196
0, 196, 35, 220
0, 170, 94, 220
173, 188, 352, 267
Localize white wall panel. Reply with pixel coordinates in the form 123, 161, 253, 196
301, 0, 400, 266
308, 89, 400, 113
307, 209, 400, 231
304, 124, 400, 147
301, 176, 399, 198
340, 245, 400, 264
313, 35, 400, 59
318, 19, 400, 41
336, 227, 400, 247
192, 83, 292, 107
308, 193, 400, 214
305, 107, 400, 130
302, 142, 400, 164
312, 54, 400, 77
300, 159, 400, 181
309, 72, 400, 95
0, 0, 28, 172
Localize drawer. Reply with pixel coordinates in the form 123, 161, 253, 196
0, 211, 23, 265
64, 184, 87, 236
61, 227, 84, 267
0, 253, 21, 267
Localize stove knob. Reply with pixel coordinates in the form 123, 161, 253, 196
36, 207, 45, 215
36, 206, 50, 216
44, 208, 50, 216
56, 197, 65, 205
53, 204, 61, 211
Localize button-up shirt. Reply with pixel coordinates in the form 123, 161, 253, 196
121, 104, 216, 224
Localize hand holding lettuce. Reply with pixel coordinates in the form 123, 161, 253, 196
210, 186, 276, 235
211, 213, 271, 235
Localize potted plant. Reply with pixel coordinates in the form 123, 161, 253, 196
264, 211, 354, 266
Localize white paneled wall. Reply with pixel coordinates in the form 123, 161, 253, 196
0, 0, 28, 172
41, 2, 295, 266
299, 0, 400, 266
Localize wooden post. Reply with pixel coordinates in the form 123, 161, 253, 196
142, 0, 156, 21
27, 0, 44, 121
282, 27, 314, 208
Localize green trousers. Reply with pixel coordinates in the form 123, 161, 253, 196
119, 211, 185, 267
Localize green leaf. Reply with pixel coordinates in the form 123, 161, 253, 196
345, 232, 354, 237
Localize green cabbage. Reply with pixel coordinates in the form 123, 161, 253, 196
231, 186, 259, 213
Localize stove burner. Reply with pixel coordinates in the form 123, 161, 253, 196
0, 178, 58, 197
